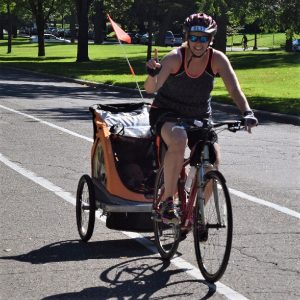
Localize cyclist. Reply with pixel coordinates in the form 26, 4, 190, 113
144, 12, 258, 225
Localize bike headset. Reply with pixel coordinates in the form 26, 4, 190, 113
183, 13, 217, 66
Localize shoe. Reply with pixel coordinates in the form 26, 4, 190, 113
159, 197, 180, 225
198, 227, 208, 242
180, 229, 189, 241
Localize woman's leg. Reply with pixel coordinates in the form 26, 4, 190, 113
161, 122, 187, 199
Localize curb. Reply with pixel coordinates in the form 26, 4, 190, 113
4, 66, 299, 125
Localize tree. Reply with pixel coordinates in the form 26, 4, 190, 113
91, 0, 106, 44
76, 0, 93, 62
28, 0, 59, 57
196, 0, 229, 53
0, 0, 18, 52
228, 0, 300, 51
155, 0, 196, 46
277, 0, 300, 51
6, 0, 12, 53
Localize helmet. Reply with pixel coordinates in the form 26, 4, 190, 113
183, 13, 217, 36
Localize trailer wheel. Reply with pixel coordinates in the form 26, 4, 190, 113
76, 175, 96, 242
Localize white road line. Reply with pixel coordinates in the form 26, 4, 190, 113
0, 104, 93, 143
1, 104, 299, 220
229, 188, 300, 219
0, 152, 249, 300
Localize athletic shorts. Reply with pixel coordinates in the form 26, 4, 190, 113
149, 106, 216, 152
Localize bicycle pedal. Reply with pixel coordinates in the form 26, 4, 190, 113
152, 214, 162, 222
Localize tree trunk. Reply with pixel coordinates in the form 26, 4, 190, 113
0, 26, 3, 40
285, 38, 293, 52
285, 30, 293, 52
147, 19, 153, 60
29, 0, 45, 57
253, 33, 258, 50
7, 2, 12, 54
0, 14, 4, 40
156, 10, 173, 46
93, 0, 105, 44
214, 12, 227, 53
76, 0, 90, 62
70, 6, 76, 43
36, 11, 45, 56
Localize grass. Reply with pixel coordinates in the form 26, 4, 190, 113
226, 32, 287, 49
0, 34, 299, 115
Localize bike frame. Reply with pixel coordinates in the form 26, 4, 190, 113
177, 142, 213, 231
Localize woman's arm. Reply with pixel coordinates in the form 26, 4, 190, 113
144, 50, 181, 94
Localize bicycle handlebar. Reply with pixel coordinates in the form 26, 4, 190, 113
164, 117, 244, 132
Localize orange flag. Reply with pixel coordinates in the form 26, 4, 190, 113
108, 15, 131, 44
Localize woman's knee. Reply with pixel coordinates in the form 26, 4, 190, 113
161, 123, 187, 152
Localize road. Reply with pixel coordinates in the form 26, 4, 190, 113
0, 67, 299, 300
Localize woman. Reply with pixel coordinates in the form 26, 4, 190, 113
144, 13, 258, 224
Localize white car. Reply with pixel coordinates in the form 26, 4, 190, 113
29, 34, 71, 43
174, 34, 183, 46
292, 39, 300, 51
164, 31, 175, 46
140, 33, 155, 45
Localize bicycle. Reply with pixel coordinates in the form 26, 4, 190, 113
152, 118, 244, 283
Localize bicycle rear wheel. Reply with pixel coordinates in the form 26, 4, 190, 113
193, 170, 232, 282
153, 167, 180, 260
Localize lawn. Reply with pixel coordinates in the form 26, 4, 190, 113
0, 34, 299, 115
226, 32, 287, 49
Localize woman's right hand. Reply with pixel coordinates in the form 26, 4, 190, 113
146, 49, 162, 76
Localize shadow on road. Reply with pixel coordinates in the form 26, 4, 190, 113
41, 257, 217, 299
0, 238, 153, 264
1, 241, 217, 299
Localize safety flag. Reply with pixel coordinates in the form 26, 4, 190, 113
107, 15, 131, 44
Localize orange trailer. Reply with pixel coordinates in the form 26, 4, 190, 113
76, 102, 157, 241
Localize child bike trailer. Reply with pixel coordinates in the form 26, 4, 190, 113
76, 102, 157, 241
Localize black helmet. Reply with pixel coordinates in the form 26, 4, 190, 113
183, 13, 217, 36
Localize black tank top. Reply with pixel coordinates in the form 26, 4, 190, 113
153, 47, 215, 118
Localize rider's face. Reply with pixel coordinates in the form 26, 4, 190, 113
188, 32, 210, 56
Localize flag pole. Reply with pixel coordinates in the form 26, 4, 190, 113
116, 38, 144, 100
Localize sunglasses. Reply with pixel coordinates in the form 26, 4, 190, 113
188, 35, 210, 43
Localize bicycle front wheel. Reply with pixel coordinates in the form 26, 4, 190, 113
193, 170, 233, 282
153, 167, 180, 260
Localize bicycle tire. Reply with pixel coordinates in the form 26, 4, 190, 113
193, 170, 233, 282
153, 166, 180, 260
76, 174, 96, 242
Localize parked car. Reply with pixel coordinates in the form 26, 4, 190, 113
126, 32, 140, 44
164, 31, 175, 46
292, 39, 300, 51
140, 33, 155, 45
174, 34, 183, 46
29, 34, 71, 43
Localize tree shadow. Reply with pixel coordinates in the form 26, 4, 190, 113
0, 56, 74, 62
0, 239, 153, 264
41, 257, 217, 299
227, 51, 299, 69
0, 81, 139, 101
